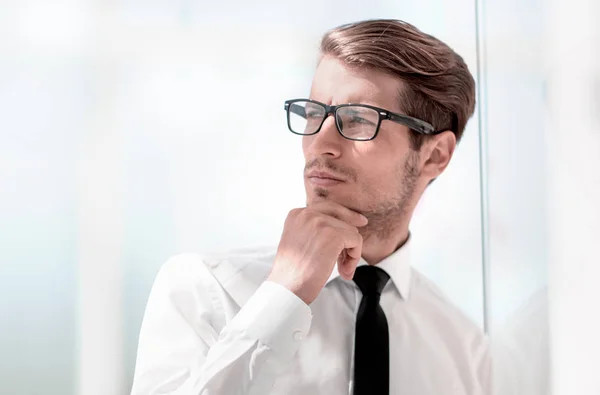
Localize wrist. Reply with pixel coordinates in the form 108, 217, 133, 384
266, 274, 313, 305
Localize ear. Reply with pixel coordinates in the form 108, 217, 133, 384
420, 130, 456, 180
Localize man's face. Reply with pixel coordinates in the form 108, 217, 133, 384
303, 56, 422, 236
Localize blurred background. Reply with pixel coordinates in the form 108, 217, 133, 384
0, 0, 598, 394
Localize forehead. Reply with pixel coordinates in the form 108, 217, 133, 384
309, 56, 404, 111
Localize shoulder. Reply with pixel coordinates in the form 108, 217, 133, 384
198, 245, 279, 281
158, 245, 277, 281
154, 245, 278, 302
409, 269, 491, 389
410, 268, 488, 349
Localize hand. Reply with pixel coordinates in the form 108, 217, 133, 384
267, 201, 368, 305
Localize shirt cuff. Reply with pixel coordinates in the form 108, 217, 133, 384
228, 281, 313, 358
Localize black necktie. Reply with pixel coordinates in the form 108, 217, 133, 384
352, 265, 390, 395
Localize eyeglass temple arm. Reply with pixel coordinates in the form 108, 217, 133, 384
387, 113, 436, 135
285, 103, 307, 119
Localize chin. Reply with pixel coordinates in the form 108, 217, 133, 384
306, 186, 331, 202
306, 190, 363, 213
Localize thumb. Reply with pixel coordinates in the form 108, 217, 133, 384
339, 246, 361, 280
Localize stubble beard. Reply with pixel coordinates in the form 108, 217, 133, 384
358, 151, 420, 241
308, 151, 421, 241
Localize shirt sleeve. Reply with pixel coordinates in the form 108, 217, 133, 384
130, 256, 313, 395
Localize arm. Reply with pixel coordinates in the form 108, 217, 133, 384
130, 255, 312, 395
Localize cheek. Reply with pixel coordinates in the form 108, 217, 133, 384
359, 157, 405, 192
356, 161, 390, 191
301, 136, 311, 157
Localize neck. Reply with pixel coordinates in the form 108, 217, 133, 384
358, 192, 418, 265
360, 222, 410, 265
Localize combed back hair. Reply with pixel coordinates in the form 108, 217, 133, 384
320, 19, 476, 149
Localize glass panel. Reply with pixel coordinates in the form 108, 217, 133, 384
117, 4, 486, 391
0, 39, 80, 395
482, 0, 551, 393
112, 1, 486, 391
1, 1, 486, 394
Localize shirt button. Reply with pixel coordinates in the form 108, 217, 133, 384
205, 259, 220, 268
293, 331, 304, 341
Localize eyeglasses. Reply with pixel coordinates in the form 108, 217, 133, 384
284, 98, 438, 141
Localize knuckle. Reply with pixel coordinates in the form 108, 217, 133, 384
285, 208, 303, 225
289, 207, 303, 216
300, 208, 316, 220
312, 215, 328, 227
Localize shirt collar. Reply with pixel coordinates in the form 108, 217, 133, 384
326, 236, 412, 299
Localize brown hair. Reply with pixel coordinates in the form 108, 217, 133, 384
320, 19, 476, 150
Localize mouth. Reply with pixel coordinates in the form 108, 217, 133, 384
306, 171, 346, 187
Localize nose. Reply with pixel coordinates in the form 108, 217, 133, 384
303, 114, 343, 158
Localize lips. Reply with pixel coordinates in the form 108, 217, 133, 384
306, 170, 346, 187
306, 171, 346, 182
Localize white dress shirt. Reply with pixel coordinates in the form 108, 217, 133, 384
131, 241, 491, 395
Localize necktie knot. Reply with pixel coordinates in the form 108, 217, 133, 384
352, 265, 390, 298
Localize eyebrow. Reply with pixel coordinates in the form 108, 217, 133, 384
308, 97, 389, 108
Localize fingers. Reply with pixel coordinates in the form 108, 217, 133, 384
274, 202, 367, 305
309, 201, 368, 228
324, 215, 362, 233
308, 202, 365, 280
338, 229, 363, 280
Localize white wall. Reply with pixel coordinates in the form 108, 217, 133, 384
545, 0, 600, 393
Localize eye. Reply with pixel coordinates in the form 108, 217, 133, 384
306, 111, 323, 120
349, 115, 375, 125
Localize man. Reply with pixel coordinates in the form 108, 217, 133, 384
131, 19, 490, 395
